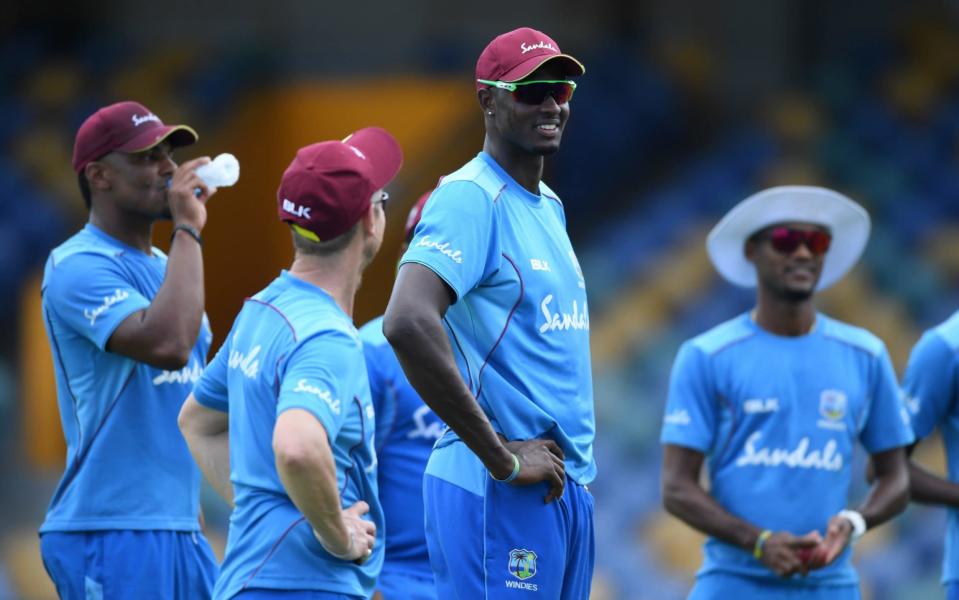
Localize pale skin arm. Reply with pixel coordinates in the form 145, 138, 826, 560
274, 408, 375, 562
383, 263, 566, 502
105, 157, 213, 370
178, 393, 233, 507
661, 444, 821, 577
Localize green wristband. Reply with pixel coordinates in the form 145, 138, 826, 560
753, 529, 772, 559
491, 453, 521, 483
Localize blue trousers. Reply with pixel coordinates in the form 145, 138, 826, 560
423, 450, 594, 599
40, 530, 218, 600
689, 573, 861, 600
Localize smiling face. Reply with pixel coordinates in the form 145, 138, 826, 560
482, 61, 572, 157
89, 142, 178, 220
746, 221, 831, 302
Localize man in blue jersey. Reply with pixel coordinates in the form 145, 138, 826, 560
900, 317, 959, 599
178, 127, 402, 599
39, 100, 219, 599
660, 186, 913, 598
383, 27, 594, 599
359, 191, 442, 600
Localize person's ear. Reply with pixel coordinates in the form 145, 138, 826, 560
478, 88, 495, 116
85, 161, 111, 193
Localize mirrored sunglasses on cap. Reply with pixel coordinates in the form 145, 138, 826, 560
477, 79, 577, 105
758, 226, 832, 256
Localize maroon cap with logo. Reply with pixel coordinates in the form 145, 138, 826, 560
72, 101, 198, 174
277, 127, 403, 242
475, 27, 585, 90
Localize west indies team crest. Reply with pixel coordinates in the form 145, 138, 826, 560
508, 548, 537, 580
819, 389, 847, 421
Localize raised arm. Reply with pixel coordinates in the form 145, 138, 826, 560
383, 263, 566, 502
661, 444, 820, 577
107, 157, 213, 369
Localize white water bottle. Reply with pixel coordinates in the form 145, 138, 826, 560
194, 153, 240, 195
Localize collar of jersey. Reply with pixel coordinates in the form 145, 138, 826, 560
84, 223, 159, 257
477, 152, 546, 207
279, 270, 339, 306
745, 310, 823, 341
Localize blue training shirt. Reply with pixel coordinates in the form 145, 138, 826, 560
661, 312, 913, 586
902, 310, 959, 585
40, 223, 212, 533
399, 151, 596, 485
193, 271, 382, 600
359, 316, 443, 582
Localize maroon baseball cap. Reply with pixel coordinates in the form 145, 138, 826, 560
404, 190, 432, 242
72, 101, 198, 174
475, 27, 585, 90
277, 127, 403, 242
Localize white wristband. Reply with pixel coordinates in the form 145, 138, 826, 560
837, 509, 867, 541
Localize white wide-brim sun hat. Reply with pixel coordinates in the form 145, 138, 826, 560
706, 186, 871, 291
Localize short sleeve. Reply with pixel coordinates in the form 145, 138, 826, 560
660, 341, 719, 453
278, 332, 358, 437
860, 346, 916, 453
902, 330, 958, 441
399, 181, 501, 302
193, 335, 231, 412
44, 252, 151, 350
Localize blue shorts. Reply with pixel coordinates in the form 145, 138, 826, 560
948, 581, 959, 600
423, 444, 595, 600
233, 590, 362, 600
40, 530, 218, 600
375, 568, 436, 599
689, 573, 860, 600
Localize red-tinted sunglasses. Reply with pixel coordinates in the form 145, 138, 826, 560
477, 79, 577, 105
761, 227, 832, 256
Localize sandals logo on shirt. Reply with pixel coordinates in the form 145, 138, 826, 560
292, 379, 341, 415
414, 235, 463, 263
84, 289, 130, 326
506, 548, 539, 591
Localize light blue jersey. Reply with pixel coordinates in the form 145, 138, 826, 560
359, 316, 441, 591
903, 310, 959, 585
193, 271, 381, 600
40, 223, 212, 533
661, 313, 913, 586
400, 151, 595, 485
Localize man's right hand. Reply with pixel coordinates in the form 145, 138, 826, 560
500, 439, 566, 504
168, 157, 213, 231
758, 530, 822, 578
314, 500, 377, 564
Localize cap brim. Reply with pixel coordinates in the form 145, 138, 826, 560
502, 53, 586, 82
119, 124, 199, 154
706, 186, 871, 292
343, 127, 404, 190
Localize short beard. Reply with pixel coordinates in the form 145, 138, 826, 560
777, 285, 815, 303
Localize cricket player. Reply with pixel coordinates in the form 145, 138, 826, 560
39, 100, 218, 599
359, 192, 442, 600
901, 313, 959, 599
383, 27, 595, 599
661, 186, 913, 599
178, 127, 402, 599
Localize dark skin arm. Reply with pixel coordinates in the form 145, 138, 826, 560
383, 263, 566, 502
661, 444, 821, 577
810, 447, 910, 568
106, 158, 211, 370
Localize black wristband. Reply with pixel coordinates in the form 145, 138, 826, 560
171, 224, 202, 247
